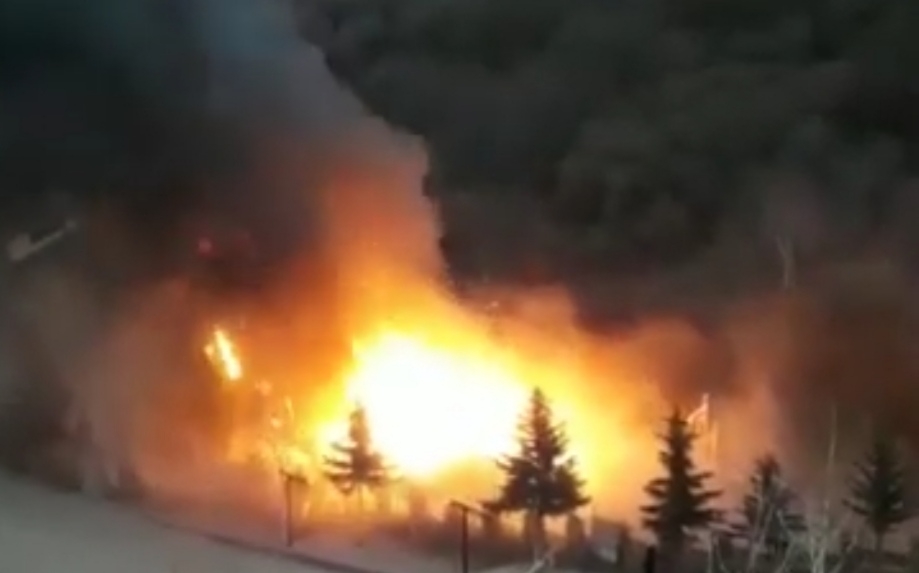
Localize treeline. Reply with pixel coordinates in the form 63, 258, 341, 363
323, 388, 916, 572
294, 0, 919, 270
487, 388, 915, 571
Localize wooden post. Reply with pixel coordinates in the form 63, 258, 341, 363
460, 507, 469, 573
644, 545, 657, 573
282, 470, 294, 547
449, 500, 491, 573
280, 470, 309, 548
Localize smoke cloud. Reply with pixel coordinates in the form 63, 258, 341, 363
0, 0, 434, 489
0, 0, 427, 265
3, 0, 919, 524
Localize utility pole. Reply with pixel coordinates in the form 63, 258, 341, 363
449, 500, 491, 573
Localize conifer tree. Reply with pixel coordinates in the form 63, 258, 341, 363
732, 455, 804, 559
641, 407, 720, 562
322, 402, 392, 509
486, 387, 590, 555
845, 433, 913, 557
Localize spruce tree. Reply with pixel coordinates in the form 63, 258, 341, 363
322, 402, 392, 509
485, 387, 590, 555
641, 407, 720, 561
845, 433, 913, 557
732, 455, 804, 559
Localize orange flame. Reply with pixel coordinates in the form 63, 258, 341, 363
204, 327, 243, 383
202, 321, 550, 480
198, 293, 635, 491
331, 329, 527, 476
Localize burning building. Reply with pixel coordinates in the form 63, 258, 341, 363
0, 0, 787, 531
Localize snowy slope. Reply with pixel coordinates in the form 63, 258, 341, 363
154, 503, 456, 573
0, 473, 328, 573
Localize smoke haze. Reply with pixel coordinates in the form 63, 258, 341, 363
0, 0, 436, 488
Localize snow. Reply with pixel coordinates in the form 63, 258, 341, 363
0, 471, 458, 573
155, 503, 456, 573
478, 565, 581, 573
0, 473, 328, 573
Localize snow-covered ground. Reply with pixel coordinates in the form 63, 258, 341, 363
0, 473, 329, 573
153, 501, 456, 573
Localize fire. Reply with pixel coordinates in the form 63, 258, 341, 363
335, 330, 528, 476
201, 318, 562, 479
205, 327, 243, 383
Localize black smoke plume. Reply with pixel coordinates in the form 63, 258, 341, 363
0, 0, 382, 277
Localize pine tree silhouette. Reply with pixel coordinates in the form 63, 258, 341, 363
641, 407, 720, 563
845, 432, 913, 557
732, 455, 804, 559
322, 403, 392, 509
485, 387, 590, 554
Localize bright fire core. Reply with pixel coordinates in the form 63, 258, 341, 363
342, 331, 526, 475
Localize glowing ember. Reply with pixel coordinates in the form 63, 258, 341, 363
205, 327, 243, 383
265, 398, 314, 475
197, 237, 214, 256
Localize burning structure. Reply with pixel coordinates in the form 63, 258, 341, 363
0, 0, 803, 536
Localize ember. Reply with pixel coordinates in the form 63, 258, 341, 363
204, 327, 243, 384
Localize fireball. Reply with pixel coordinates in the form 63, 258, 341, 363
334, 329, 528, 476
